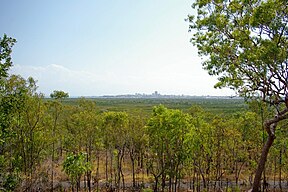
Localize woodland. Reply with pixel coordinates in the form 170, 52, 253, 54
1, 0, 288, 191
0, 68, 285, 192
0, 75, 288, 192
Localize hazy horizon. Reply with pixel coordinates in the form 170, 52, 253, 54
1, 1, 235, 97
64, 91, 237, 98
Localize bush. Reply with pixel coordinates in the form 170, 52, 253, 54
3, 173, 20, 191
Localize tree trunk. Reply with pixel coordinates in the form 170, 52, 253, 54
168, 176, 172, 192
154, 176, 159, 192
130, 154, 136, 188
279, 148, 282, 190
87, 170, 91, 192
161, 172, 166, 191
252, 133, 275, 191
96, 152, 100, 192
120, 148, 125, 192
116, 150, 121, 191
251, 107, 288, 192
105, 149, 108, 186
86, 144, 92, 192
51, 142, 55, 192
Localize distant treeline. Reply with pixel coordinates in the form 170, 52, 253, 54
58, 97, 247, 115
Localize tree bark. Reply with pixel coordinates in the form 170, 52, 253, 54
252, 109, 288, 192
154, 176, 159, 192
252, 130, 275, 191
279, 148, 282, 190
130, 153, 136, 188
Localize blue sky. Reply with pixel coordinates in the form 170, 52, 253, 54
1, 0, 234, 97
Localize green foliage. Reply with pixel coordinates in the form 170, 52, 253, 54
102, 111, 129, 148
0, 34, 17, 148
63, 98, 102, 154
0, 91, 286, 191
6, 29, 288, 190
189, 0, 288, 105
3, 173, 20, 191
71, 97, 247, 115
146, 105, 193, 190
0, 34, 16, 84
63, 152, 91, 185
0, 75, 49, 190
189, 1, 288, 190
0, 32, 286, 191
50, 90, 69, 100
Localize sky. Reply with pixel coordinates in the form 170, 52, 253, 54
1, 0, 235, 97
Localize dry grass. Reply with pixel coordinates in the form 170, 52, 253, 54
28, 152, 288, 191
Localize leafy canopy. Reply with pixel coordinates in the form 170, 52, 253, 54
50, 90, 69, 100
189, 0, 288, 105
0, 34, 16, 84
63, 152, 91, 184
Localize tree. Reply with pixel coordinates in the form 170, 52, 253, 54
0, 33, 16, 160
102, 111, 129, 191
63, 152, 91, 192
48, 90, 69, 191
189, 0, 288, 191
187, 106, 215, 191
0, 34, 16, 86
0, 75, 27, 190
0, 35, 20, 191
1, 75, 49, 190
126, 116, 147, 189
50, 90, 69, 100
69, 98, 102, 192
146, 105, 192, 192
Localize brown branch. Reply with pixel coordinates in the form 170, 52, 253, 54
264, 108, 288, 130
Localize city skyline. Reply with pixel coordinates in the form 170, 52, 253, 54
1, 1, 235, 97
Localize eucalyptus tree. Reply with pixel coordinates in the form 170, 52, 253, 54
63, 152, 91, 192
224, 115, 249, 187
0, 75, 27, 190
187, 106, 216, 191
72, 99, 101, 191
48, 90, 69, 191
240, 111, 265, 183
102, 111, 129, 191
2, 75, 48, 190
50, 90, 69, 100
126, 116, 147, 189
268, 121, 288, 190
62, 98, 102, 191
0, 34, 16, 174
146, 105, 192, 192
189, 0, 288, 191
0, 34, 16, 85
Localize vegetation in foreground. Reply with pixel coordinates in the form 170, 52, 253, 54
1, 0, 288, 190
1, 78, 288, 191
189, 0, 288, 191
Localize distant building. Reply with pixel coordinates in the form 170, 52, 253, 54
152, 91, 160, 96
